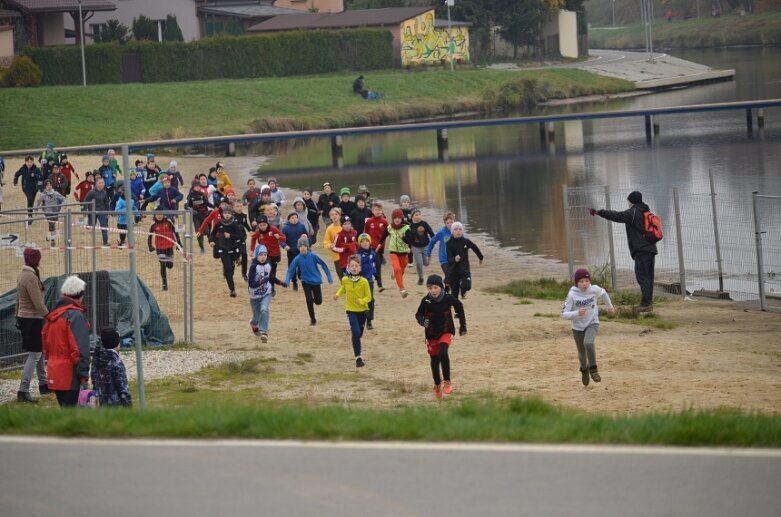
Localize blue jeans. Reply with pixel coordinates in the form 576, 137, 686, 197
250, 294, 271, 333
347, 311, 367, 357
89, 213, 109, 245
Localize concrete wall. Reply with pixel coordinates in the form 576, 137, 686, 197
274, 0, 344, 13
0, 26, 14, 59
399, 9, 469, 66
558, 10, 578, 58
67, 0, 200, 42
41, 14, 65, 46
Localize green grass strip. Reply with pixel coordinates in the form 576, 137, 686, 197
1, 397, 778, 446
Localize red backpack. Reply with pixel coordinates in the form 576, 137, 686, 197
643, 210, 663, 243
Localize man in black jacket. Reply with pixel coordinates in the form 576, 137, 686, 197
590, 190, 657, 311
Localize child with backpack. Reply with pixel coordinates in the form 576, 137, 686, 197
445, 222, 483, 300
90, 328, 132, 407
561, 268, 615, 386
285, 236, 334, 326
333, 255, 372, 368
248, 245, 287, 343
148, 211, 182, 292
415, 274, 467, 399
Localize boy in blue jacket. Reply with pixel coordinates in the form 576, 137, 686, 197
426, 212, 455, 291
285, 236, 334, 326
281, 211, 310, 291
357, 233, 378, 329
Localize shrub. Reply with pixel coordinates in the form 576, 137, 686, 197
2, 55, 42, 87
24, 44, 123, 85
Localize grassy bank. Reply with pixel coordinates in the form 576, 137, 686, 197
1, 396, 778, 446
0, 69, 632, 151
589, 10, 781, 49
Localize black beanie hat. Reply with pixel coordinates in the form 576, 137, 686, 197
426, 274, 445, 289
627, 191, 643, 204
100, 328, 120, 349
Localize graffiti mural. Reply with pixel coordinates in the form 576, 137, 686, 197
400, 10, 470, 66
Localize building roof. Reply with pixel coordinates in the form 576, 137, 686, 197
198, 4, 302, 19
0, 24, 14, 32
2, 0, 117, 14
247, 7, 434, 32
433, 19, 471, 28
0, 9, 22, 18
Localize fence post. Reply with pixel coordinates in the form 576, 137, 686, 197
188, 211, 194, 344
64, 210, 72, 275
673, 188, 687, 300
122, 144, 145, 407
709, 169, 724, 292
562, 184, 574, 280
752, 191, 767, 311
604, 185, 618, 290
90, 201, 97, 346
182, 210, 189, 344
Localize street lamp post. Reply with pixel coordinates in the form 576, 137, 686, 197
612, 0, 615, 26
446, 0, 454, 72
78, 0, 86, 86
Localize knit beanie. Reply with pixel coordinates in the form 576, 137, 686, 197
100, 328, 120, 349
297, 236, 310, 249
627, 191, 643, 204
390, 208, 405, 229
426, 274, 445, 289
287, 211, 298, 221
358, 233, 371, 244
574, 268, 591, 284
399, 195, 410, 204
340, 187, 351, 196
451, 222, 464, 233
23, 248, 41, 268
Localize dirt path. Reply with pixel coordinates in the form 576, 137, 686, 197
3, 154, 780, 414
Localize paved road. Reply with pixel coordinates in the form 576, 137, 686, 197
1, 437, 779, 517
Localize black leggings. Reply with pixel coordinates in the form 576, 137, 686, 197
374, 249, 385, 288
286, 249, 300, 285
193, 213, 206, 251
55, 390, 79, 407
220, 251, 236, 292
159, 248, 174, 286
25, 191, 36, 218
448, 269, 471, 299
302, 282, 323, 321
430, 344, 451, 385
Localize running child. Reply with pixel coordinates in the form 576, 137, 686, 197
98, 155, 116, 200
285, 236, 333, 326
364, 201, 389, 292
291, 197, 314, 238
248, 244, 287, 343
415, 274, 467, 399
267, 177, 285, 208
409, 209, 434, 285
349, 195, 372, 235
337, 187, 356, 221
387, 208, 412, 298
302, 188, 320, 243
209, 206, 242, 298
322, 207, 343, 279
58, 153, 79, 193
249, 214, 288, 288
561, 268, 615, 386
242, 178, 261, 207
426, 212, 455, 290
148, 211, 181, 292
185, 181, 210, 253
357, 233, 378, 330
114, 182, 139, 247
317, 182, 339, 228
35, 179, 65, 242
281, 210, 309, 291
233, 200, 252, 280
333, 255, 372, 368
332, 215, 358, 275
445, 222, 483, 300
48, 163, 69, 197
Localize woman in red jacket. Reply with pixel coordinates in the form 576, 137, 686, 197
42, 275, 91, 407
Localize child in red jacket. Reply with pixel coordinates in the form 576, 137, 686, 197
364, 201, 389, 291
148, 212, 182, 291
250, 214, 288, 288
332, 215, 358, 274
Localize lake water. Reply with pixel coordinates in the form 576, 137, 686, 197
237, 47, 781, 298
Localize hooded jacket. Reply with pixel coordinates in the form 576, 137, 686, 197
211, 216, 242, 253
284, 251, 333, 286
333, 227, 358, 269
415, 292, 466, 340
35, 189, 65, 215
446, 235, 483, 274
42, 296, 90, 391
281, 218, 309, 249
561, 284, 614, 331
90, 347, 132, 406
597, 203, 658, 259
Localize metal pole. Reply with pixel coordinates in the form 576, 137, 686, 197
604, 185, 618, 290
182, 210, 188, 344
90, 200, 97, 345
612, 0, 615, 26
64, 210, 72, 275
562, 184, 574, 280
648, 0, 655, 62
708, 169, 724, 292
78, 0, 86, 87
673, 188, 686, 300
188, 210, 194, 344
447, 0, 454, 72
752, 192, 767, 311
123, 145, 145, 406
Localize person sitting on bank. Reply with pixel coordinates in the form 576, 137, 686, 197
353, 75, 365, 95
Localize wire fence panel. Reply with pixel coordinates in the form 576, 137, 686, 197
755, 195, 781, 306
0, 207, 194, 368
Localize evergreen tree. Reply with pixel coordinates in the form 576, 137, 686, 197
163, 14, 185, 42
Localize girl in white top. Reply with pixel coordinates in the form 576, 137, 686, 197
561, 268, 615, 386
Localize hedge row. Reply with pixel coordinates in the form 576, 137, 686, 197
24, 29, 393, 86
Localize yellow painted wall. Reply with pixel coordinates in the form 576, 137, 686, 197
400, 10, 469, 66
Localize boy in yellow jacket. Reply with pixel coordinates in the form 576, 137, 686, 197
334, 255, 373, 367
323, 207, 343, 279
